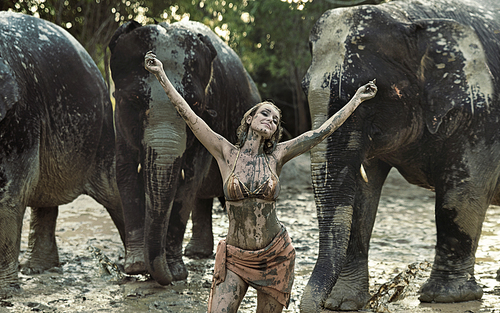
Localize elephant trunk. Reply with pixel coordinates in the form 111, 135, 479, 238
143, 145, 182, 285
300, 125, 361, 312
141, 89, 187, 285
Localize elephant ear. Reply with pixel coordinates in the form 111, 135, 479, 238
108, 20, 142, 54
415, 19, 494, 134
0, 58, 20, 122
197, 33, 218, 63
195, 33, 218, 115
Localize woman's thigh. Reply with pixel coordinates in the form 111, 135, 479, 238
210, 269, 248, 313
256, 291, 283, 313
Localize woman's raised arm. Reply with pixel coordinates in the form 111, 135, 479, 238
276, 80, 377, 165
144, 51, 230, 161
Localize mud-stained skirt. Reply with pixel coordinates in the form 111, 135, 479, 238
207, 226, 295, 311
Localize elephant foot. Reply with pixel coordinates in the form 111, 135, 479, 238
167, 257, 188, 281
419, 275, 483, 303
0, 282, 21, 299
324, 281, 370, 311
124, 229, 147, 275
20, 257, 60, 275
124, 252, 146, 275
184, 240, 213, 259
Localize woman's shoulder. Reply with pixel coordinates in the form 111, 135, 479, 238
271, 142, 289, 161
219, 145, 240, 166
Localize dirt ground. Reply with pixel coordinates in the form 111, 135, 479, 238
1, 153, 499, 313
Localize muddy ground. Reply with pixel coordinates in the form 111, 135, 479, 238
1, 153, 499, 313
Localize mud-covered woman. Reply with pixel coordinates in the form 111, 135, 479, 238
144, 51, 377, 313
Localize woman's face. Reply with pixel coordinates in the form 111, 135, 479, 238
247, 103, 280, 139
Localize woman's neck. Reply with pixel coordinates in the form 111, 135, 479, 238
242, 131, 267, 156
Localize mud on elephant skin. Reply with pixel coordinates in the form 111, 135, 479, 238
299, 0, 500, 311
109, 20, 261, 285
0, 12, 125, 294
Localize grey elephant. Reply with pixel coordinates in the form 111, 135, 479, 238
299, 0, 500, 311
0, 12, 125, 293
109, 20, 261, 284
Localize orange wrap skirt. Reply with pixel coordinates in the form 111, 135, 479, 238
207, 227, 295, 311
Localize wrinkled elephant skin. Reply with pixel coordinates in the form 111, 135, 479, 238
0, 12, 125, 294
300, 0, 500, 311
109, 20, 261, 285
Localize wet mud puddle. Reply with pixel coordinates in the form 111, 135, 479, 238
2, 155, 500, 312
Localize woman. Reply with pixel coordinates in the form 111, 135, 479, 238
144, 51, 377, 313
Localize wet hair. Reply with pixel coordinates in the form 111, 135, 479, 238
235, 101, 283, 154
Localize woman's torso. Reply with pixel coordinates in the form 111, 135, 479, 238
222, 149, 282, 250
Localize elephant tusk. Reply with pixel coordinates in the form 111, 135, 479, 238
181, 169, 185, 180
360, 164, 368, 183
137, 163, 142, 173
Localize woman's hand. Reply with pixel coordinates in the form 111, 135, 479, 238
144, 51, 164, 75
355, 79, 377, 102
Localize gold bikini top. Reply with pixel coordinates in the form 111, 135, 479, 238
223, 149, 280, 202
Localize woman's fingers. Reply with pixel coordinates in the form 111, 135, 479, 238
366, 80, 377, 93
144, 51, 160, 70
145, 51, 157, 65
364, 83, 375, 93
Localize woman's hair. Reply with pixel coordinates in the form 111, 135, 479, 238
235, 101, 283, 154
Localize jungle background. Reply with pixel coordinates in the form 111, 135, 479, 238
1, 0, 386, 137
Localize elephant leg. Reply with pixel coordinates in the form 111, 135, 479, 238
184, 197, 214, 258
419, 176, 487, 302
165, 200, 189, 281
0, 202, 25, 293
20, 207, 59, 274
325, 161, 390, 311
116, 135, 146, 275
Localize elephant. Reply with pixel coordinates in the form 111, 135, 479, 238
0, 12, 125, 293
299, 0, 500, 311
108, 19, 261, 285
